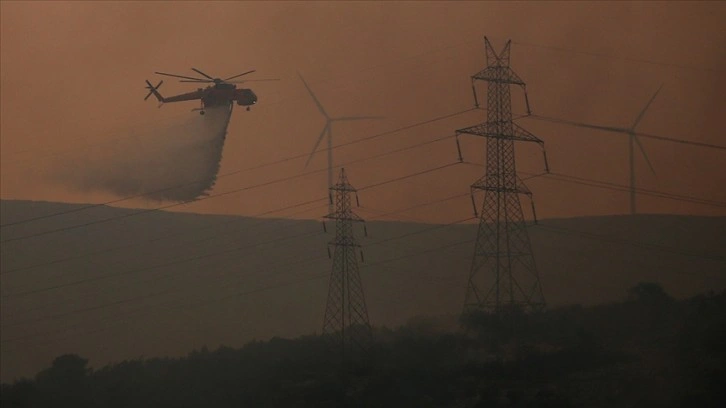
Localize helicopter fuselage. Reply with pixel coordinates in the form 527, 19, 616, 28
201, 83, 257, 108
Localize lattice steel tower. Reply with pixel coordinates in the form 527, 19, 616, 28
455, 37, 549, 316
322, 168, 372, 357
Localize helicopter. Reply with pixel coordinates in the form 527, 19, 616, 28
144, 68, 276, 114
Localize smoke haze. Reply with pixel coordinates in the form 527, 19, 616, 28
50, 105, 232, 202
2, 2, 724, 218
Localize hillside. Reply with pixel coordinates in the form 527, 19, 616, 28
1, 199, 725, 381
3, 290, 725, 407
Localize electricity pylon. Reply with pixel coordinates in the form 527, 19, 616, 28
322, 168, 372, 359
455, 37, 548, 317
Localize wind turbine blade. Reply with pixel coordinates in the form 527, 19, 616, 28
297, 72, 329, 119
632, 84, 663, 129
633, 131, 726, 151
533, 115, 627, 134
332, 116, 385, 121
563, 120, 628, 134
633, 134, 656, 175
305, 124, 329, 168
225, 70, 256, 81
191, 68, 215, 80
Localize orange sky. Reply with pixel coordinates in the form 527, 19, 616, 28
2, 1, 725, 222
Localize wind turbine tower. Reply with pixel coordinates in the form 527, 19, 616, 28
455, 37, 549, 317
298, 73, 381, 210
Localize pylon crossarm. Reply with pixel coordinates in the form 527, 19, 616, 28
330, 183, 357, 193
455, 122, 543, 144
472, 66, 526, 86
511, 122, 544, 143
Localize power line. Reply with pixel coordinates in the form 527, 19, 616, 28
3, 182, 465, 280
7, 160, 722, 324
2, 138, 458, 273
3, 179, 472, 333
0, 197, 327, 275
5, 189, 475, 329
3, 31, 720, 169
534, 223, 725, 263
529, 114, 726, 151
543, 171, 726, 208
1, 162, 456, 302
359, 191, 470, 223
2, 215, 474, 337
1, 108, 474, 229
4, 210, 722, 344
1, 229, 326, 326
510, 39, 725, 75
2, 178, 473, 316
2, 161, 464, 298
0, 130, 462, 243
1, 214, 475, 343
460, 161, 726, 209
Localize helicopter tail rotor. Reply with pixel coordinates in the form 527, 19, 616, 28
144, 80, 165, 103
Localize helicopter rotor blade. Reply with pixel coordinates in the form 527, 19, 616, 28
224, 70, 256, 81
180, 79, 214, 83
155, 71, 206, 81
191, 68, 215, 80
226, 78, 280, 84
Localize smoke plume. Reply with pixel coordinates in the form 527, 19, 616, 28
52, 105, 233, 202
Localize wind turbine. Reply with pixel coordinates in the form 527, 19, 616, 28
567, 85, 663, 214
297, 73, 382, 206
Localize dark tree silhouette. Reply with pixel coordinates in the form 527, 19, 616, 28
627, 281, 673, 303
